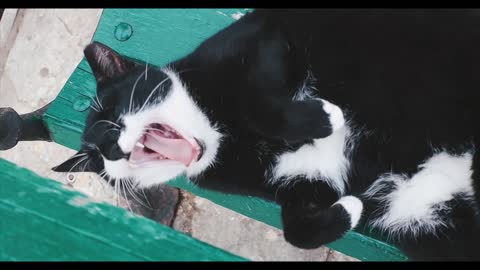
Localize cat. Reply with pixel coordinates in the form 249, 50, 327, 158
53, 9, 480, 261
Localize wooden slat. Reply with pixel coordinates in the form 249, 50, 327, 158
0, 158, 246, 261
43, 9, 408, 261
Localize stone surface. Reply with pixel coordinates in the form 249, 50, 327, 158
0, 9, 356, 261
174, 194, 339, 261
0, 9, 111, 202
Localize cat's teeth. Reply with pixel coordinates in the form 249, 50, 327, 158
136, 142, 145, 148
158, 155, 168, 160
128, 161, 139, 168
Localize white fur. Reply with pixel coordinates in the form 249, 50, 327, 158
108, 69, 223, 187
103, 159, 132, 179
131, 161, 187, 188
270, 72, 352, 194
269, 125, 353, 195
292, 70, 316, 102
322, 99, 345, 132
365, 151, 474, 236
333, 196, 363, 228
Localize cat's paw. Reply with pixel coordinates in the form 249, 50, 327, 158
333, 196, 363, 229
281, 198, 356, 249
320, 99, 345, 132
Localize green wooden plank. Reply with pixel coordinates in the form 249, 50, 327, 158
0, 158, 246, 261
44, 66, 95, 150
84, 9, 251, 70
43, 8, 409, 261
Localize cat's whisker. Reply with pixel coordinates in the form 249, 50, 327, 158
90, 97, 103, 112
129, 69, 148, 114
114, 179, 120, 207
89, 105, 99, 112
145, 61, 149, 81
107, 175, 114, 187
90, 120, 121, 130
81, 159, 91, 173
95, 173, 109, 197
120, 179, 134, 213
138, 184, 153, 209
67, 156, 89, 176
62, 152, 88, 163
102, 127, 121, 137
91, 98, 100, 108
138, 77, 169, 112
95, 94, 104, 110
124, 178, 152, 210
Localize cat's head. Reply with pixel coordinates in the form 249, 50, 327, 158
53, 42, 222, 187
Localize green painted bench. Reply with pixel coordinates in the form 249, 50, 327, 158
0, 9, 408, 261
0, 158, 245, 261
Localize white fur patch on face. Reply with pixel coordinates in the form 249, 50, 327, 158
364, 151, 474, 236
131, 161, 187, 188
269, 125, 354, 195
103, 159, 132, 179
106, 69, 223, 187
333, 196, 363, 229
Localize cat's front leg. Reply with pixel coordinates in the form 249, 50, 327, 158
276, 181, 363, 249
244, 97, 345, 144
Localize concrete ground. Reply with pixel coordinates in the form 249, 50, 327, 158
0, 9, 357, 261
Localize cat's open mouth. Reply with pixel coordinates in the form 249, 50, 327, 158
129, 123, 203, 167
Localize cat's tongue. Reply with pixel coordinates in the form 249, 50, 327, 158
144, 132, 197, 165
130, 126, 200, 167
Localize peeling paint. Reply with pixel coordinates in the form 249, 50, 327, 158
231, 12, 245, 20
68, 196, 91, 207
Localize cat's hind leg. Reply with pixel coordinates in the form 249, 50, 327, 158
363, 150, 479, 260
395, 196, 480, 261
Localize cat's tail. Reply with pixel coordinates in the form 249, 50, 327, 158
281, 196, 363, 249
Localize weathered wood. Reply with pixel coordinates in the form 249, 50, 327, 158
0, 158, 246, 261
0, 9, 18, 50
42, 9, 408, 261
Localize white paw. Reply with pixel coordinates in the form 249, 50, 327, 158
321, 99, 345, 132
333, 196, 363, 229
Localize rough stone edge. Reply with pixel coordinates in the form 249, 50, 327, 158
0, 9, 23, 75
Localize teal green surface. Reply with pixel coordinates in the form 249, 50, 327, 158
0, 158, 246, 261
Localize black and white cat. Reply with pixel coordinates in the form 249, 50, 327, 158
54, 9, 480, 260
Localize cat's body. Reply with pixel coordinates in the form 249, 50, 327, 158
55, 9, 480, 260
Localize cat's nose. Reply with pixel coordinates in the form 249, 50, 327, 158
106, 143, 130, 161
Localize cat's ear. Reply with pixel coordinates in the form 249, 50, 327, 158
52, 150, 99, 173
84, 41, 137, 83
